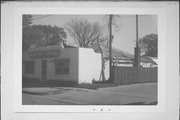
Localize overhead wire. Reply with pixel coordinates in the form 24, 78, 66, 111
32, 15, 53, 21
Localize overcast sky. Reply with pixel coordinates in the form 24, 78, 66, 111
32, 15, 157, 54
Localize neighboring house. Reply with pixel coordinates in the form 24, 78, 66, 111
93, 45, 157, 80
94, 45, 157, 67
140, 56, 157, 68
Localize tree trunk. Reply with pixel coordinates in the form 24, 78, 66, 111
98, 37, 106, 81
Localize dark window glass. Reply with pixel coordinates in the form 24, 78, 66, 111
24, 61, 35, 74
54, 59, 70, 75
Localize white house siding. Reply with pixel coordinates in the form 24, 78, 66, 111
140, 62, 153, 68
78, 48, 102, 84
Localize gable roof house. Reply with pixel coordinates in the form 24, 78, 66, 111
91, 44, 157, 80
92, 44, 157, 67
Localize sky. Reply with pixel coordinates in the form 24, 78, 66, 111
32, 15, 157, 54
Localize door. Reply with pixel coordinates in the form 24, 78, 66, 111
41, 60, 47, 82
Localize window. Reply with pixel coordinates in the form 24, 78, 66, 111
54, 59, 70, 75
24, 60, 35, 74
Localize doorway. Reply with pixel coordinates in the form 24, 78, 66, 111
41, 60, 47, 82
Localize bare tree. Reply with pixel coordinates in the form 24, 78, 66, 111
65, 19, 102, 48
65, 19, 109, 81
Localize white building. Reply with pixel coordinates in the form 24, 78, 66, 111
22, 45, 102, 84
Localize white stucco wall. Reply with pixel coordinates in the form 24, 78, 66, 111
23, 46, 102, 84
78, 48, 102, 84
47, 48, 79, 82
22, 45, 79, 82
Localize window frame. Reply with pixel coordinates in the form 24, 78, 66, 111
54, 58, 70, 75
23, 60, 35, 74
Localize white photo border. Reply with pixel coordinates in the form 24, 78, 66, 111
13, 6, 166, 113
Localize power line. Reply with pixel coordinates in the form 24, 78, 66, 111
32, 15, 52, 21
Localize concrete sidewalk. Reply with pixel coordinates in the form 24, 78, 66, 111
22, 82, 157, 105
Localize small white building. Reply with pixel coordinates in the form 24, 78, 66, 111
22, 45, 102, 84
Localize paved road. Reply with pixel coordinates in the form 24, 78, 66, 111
22, 83, 157, 105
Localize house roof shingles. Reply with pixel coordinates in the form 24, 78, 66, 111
93, 45, 157, 64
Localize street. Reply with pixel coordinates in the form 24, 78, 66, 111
22, 82, 157, 105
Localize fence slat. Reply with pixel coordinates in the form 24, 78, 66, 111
113, 66, 157, 85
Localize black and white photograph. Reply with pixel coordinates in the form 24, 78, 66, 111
22, 14, 158, 105
1, 1, 179, 120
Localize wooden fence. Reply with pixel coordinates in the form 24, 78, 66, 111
113, 66, 157, 85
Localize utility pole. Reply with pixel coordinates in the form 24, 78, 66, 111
109, 14, 113, 82
134, 15, 140, 67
